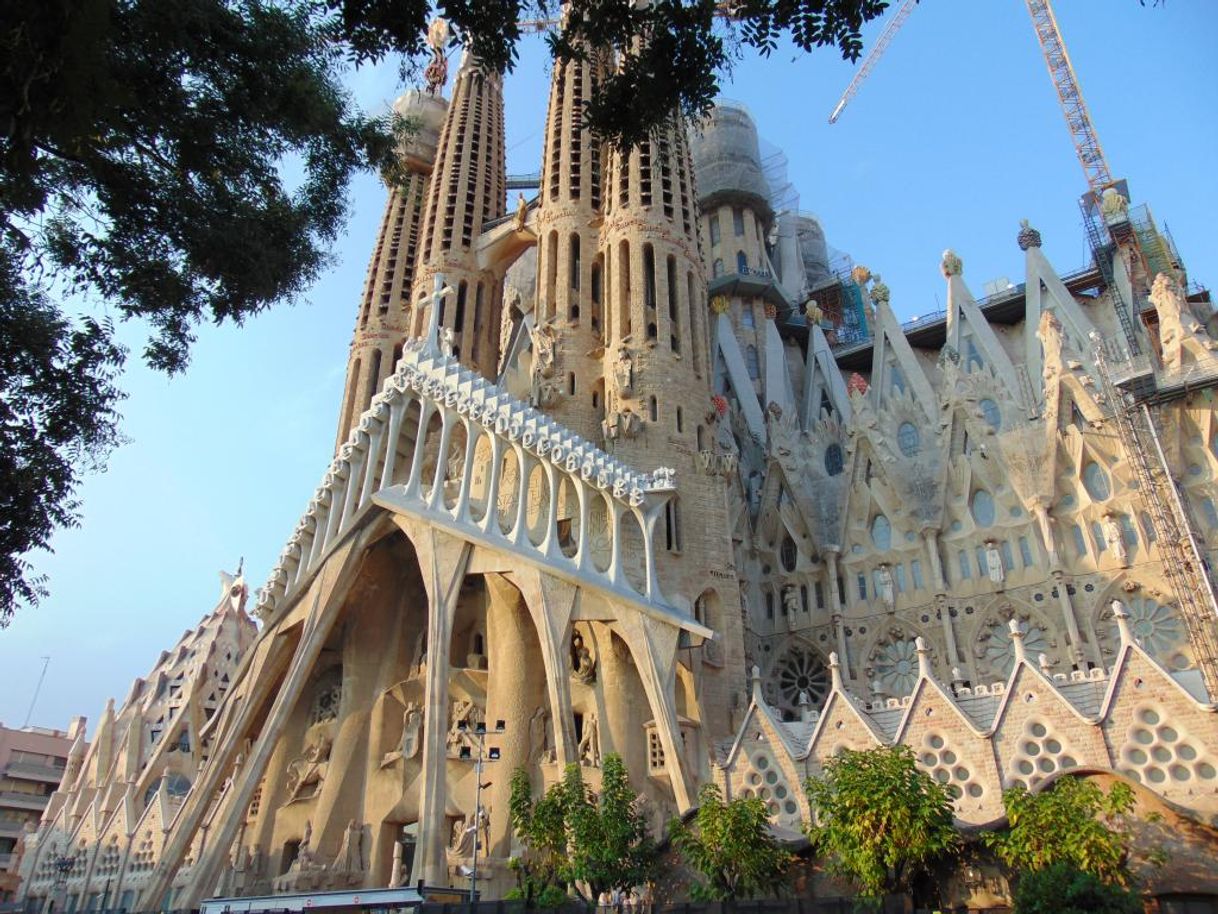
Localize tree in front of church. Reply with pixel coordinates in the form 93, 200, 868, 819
804, 744, 960, 902
983, 776, 1137, 886
668, 782, 794, 901
1012, 863, 1142, 914
508, 755, 656, 904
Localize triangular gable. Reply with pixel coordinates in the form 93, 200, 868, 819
945, 271, 1021, 397
805, 688, 886, 765
1024, 241, 1097, 401
989, 661, 1109, 791
801, 324, 852, 428
714, 312, 767, 441
894, 672, 1005, 823
869, 300, 936, 421
762, 318, 796, 417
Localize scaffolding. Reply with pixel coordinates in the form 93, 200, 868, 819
1092, 337, 1218, 698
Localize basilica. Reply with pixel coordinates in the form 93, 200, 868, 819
18, 27, 1218, 913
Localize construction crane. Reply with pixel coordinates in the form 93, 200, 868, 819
827, 0, 918, 124
828, 0, 1218, 693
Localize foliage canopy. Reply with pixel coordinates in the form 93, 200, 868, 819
804, 744, 959, 901
983, 776, 1136, 886
509, 755, 656, 903
1012, 862, 1142, 914
668, 782, 793, 901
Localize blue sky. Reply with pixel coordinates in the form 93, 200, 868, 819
2, 1, 1215, 732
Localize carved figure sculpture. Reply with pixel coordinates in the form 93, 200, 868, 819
401, 703, 423, 759
531, 322, 557, 378
1105, 515, 1129, 566
284, 735, 332, 801
985, 542, 1005, 587
1151, 272, 1216, 369
578, 713, 601, 767
613, 345, 635, 397
571, 633, 596, 684
514, 192, 528, 231
782, 584, 800, 615
1100, 186, 1129, 222
333, 820, 364, 873
876, 564, 895, 611
449, 816, 473, 857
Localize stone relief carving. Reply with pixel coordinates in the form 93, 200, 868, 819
613, 345, 635, 398
1100, 186, 1128, 222
446, 698, 485, 758
875, 565, 895, 611
531, 321, 557, 379
284, 734, 332, 802
571, 632, 596, 684
528, 706, 555, 765
332, 820, 365, 874
1150, 271, 1216, 369
602, 408, 641, 441
984, 542, 1005, 587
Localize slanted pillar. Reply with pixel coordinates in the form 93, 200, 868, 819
1052, 570, 1089, 670
396, 520, 472, 886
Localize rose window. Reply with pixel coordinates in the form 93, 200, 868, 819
873, 638, 919, 696
984, 620, 1048, 675
773, 647, 829, 714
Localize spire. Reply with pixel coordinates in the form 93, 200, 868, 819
409, 48, 507, 378
1008, 619, 1028, 665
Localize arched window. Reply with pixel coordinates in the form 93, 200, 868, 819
870, 515, 892, 550
712, 258, 724, 278
736, 251, 748, 273
824, 443, 844, 476
971, 489, 996, 527
741, 307, 755, 328
780, 535, 798, 572
979, 398, 1002, 431
897, 422, 920, 457
732, 207, 745, 235
676, 406, 684, 433
889, 363, 906, 395
648, 395, 658, 422
1082, 461, 1111, 501
665, 499, 682, 552
709, 213, 721, 247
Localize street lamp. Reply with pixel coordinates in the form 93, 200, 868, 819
456, 718, 505, 907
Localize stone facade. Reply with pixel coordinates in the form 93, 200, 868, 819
19, 43, 1218, 914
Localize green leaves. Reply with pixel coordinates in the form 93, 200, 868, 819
1013, 863, 1142, 914
668, 782, 793, 901
509, 754, 656, 904
804, 745, 959, 901
984, 777, 1136, 886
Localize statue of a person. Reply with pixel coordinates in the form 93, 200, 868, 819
528, 707, 549, 765
613, 345, 635, 397
514, 192, 528, 230
782, 584, 800, 615
1100, 186, 1128, 222
1104, 515, 1128, 566
449, 816, 474, 857
571, 633, 596, 684
985, 542, 1005, 587
578, 714, 601, 767
401, 703, 423, 759
876, 565, 895, 610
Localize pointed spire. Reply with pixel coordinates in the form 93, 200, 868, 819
751, 664, 763, 704
1008, 618, 1027, 665
915, 636, 933, 679
829, 651, 844, 692
1111, 599, 1134, 645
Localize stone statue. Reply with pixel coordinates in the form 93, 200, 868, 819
985, 542, 1005, 587
401, 703, 423, 759
613, 344, 635, 397
531, 322, 557, 378
797, 690, 813, 722
514, 192, 528, 230
390, 839, 404, 887
446, 698, 482, 757
578, 713, 601, 767
423, 18, 450, 95
296, 820, 315, 871
499, 286, 521, 373
869, 273, 890, 307
781, 584, 800, 615
876, 564, 895, 611
1150, 272, 1215, 369
571, 633, 596, 684
449, 815, 474, 857
1104, 515, 1129, 566
804, 299, 823, 325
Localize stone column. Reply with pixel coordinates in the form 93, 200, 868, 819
1052, 570, 1088, 669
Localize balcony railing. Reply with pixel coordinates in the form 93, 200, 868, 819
0, 791, 49, 810
3, 761, 67, 784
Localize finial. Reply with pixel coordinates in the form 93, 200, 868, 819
828, 651, 843, 691
236, 556, 244, 577
941, 249, 963, 278
914, 636, 932, 678
750, 664, 763, 703
1037, 652, 1053, 675
1008, 618, 1027, 664
1017, 219, 1042, 251
423, 19, 450, 95
1111, 599, 1134, 645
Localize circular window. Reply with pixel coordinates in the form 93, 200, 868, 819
1082, 462, 1111, 501
897, 422, 920, 457
824, 443, 844, 476
980, 398, 1002, 431
871, 515, 892, 550
971, 490, 996, 527
773, 646, 830, 714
